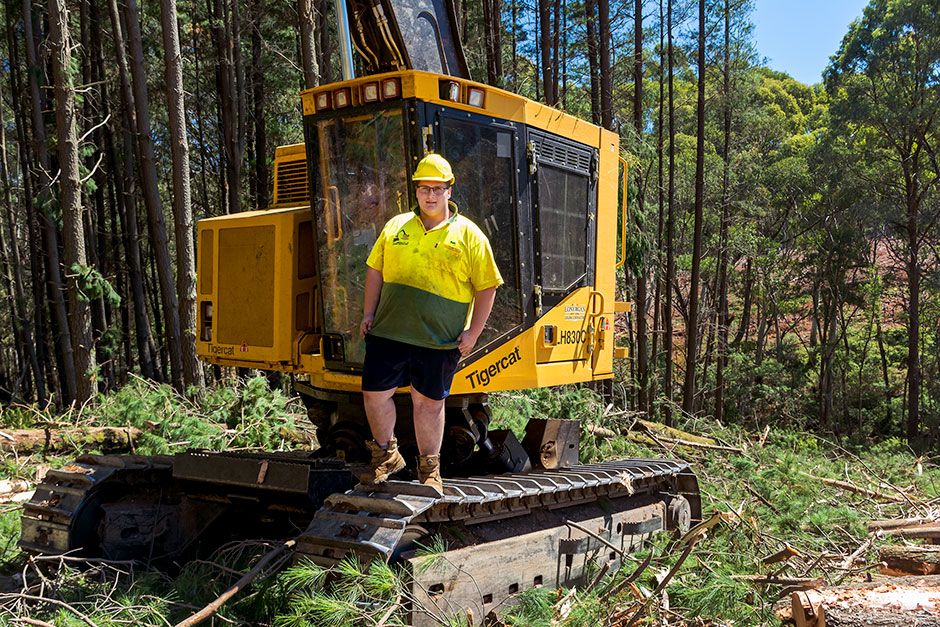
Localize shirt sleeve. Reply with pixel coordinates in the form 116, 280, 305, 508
366, 224, 388, 271
469, 227, 504, 291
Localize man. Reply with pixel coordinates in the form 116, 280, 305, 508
359, 154, 502, 491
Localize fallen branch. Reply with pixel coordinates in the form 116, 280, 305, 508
762, 543, 800, 566
173, 540, 295, 627
732, 574, 825, 588
867, 517, 937, 531
11, 619, 56, 627
877, 525, 940, 539
744, 482, 783, 516
0, 593, 99, 627
798, 471, 908, 503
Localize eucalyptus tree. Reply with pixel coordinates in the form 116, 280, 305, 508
826, 0, 940, 446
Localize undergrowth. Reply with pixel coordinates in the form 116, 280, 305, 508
0, 382, 937, 625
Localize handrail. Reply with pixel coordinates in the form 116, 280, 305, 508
615, 155, 628, 270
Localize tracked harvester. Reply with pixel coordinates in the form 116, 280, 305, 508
20, 0, 700, 621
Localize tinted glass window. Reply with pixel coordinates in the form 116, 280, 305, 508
538, 165, 588, 290
441, 117, 523, 348
311, 107, 409, 364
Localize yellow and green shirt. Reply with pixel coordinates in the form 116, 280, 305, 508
366, 203, 503, 349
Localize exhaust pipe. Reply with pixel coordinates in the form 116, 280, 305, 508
333, 0, 356, 80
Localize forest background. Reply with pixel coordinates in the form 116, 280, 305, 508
0, 0, 938, 449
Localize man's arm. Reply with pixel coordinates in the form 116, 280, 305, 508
457, 286, 497, 356
360, 266, 384, 338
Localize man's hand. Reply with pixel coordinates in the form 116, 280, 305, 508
360, 313, 375, 339
457, 329, 480, 357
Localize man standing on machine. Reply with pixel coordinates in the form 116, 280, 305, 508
358, 154, 502, 491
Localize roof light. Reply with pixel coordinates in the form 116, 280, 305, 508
361, 82, 379, 103
467, 87, 485, 108
333, 88, 351, 109
440, 80, 460, 102
382, 78, 401, 99
315, 92, 331, 112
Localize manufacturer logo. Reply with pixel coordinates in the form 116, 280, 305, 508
464, 346, 521, 389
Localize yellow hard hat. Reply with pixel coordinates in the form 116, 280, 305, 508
412, 153, 455, 185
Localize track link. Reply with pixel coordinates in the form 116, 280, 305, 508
20, 454, 174, 555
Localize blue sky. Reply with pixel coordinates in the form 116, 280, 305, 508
752, 0, 870, 85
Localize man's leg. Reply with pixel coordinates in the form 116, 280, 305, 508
363, 387, 397, 446
411, 387, 445, 456
361, 387, 405, 484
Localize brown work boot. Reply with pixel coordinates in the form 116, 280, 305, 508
417, 454, 443, 492
360, 439, 406, 485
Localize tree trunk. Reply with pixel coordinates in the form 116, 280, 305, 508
715, 0, 731, 423
663, 0, 675, 426
598, 0, 611, 129
100, 0, 156, 380
5, 12, 51, 406
48, 0, 96, 403
633, 0, 648, 414
585, 0, 599, 125
23, 0, 77, 404
538, 0, 553, 104
123, 0, 186, 390
250, 0, 268, 209
0, 73, 43, 405
298, 0, 320, 88
681, 0, 706, 418
161, 0, 205, 390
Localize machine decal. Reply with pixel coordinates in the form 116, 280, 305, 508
564, 304, 585, 320
463, 346, 522, 389
208, 344, 235, 356
557, 329, 587, 345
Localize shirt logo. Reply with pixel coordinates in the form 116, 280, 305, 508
391, 229, 410, 245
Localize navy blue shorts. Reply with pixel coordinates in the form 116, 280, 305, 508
361, 335, 461, 400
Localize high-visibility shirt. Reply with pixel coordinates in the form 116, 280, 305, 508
366, 203, 503, 349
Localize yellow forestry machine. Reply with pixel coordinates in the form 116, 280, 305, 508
21, 0, 699, 621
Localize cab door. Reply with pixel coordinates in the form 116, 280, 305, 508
432, 106, 528, 362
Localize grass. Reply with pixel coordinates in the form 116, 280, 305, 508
0, 380, 937, 625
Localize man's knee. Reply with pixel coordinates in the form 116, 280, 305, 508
411, 388, 444, 411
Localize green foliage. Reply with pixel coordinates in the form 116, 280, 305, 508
69, 263, 121, 307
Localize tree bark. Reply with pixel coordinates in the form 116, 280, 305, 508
48, 0, 96, 403
100, 0, 156, 380
681, 0, 706, 418
23, 0, 77, 404
161, 0, 205, 390
585, 0, 600, 125
663, 0, 675, 425
0, 71, 43, 405
538, 0, 554, 104
123, 0, 186, 390
715, 0, 731, 423
598, 0, 611, 129
250, 0, 268, 211
298, 0, 320, 89
633, 0, 648, 414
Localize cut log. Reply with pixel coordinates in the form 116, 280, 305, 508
880, 545, 940, 576
777, 576, 940, 627
635, 419, 718, 446
0, 427, 142, 453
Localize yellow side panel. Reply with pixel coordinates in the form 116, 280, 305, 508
217, 226, 275, 347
